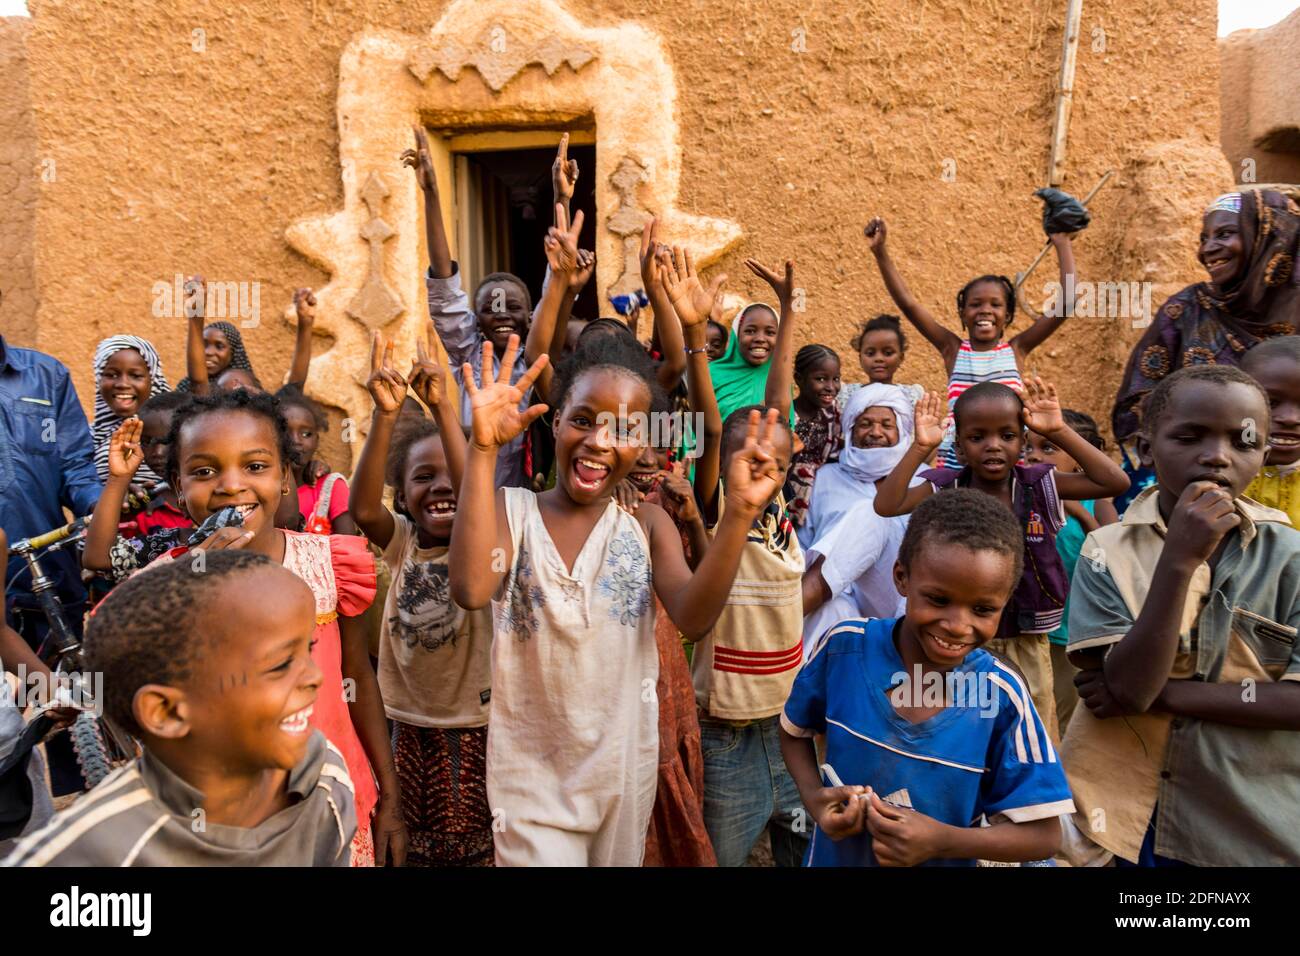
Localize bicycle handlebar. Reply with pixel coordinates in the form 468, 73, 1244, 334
11, 516, 90, 554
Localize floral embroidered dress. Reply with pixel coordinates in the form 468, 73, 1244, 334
489, 488, 659, 866
148, 531, 378, 865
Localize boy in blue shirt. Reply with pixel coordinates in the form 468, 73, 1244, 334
781, 489, 1075, 866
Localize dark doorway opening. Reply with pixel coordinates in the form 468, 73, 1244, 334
457, 144, 598, 321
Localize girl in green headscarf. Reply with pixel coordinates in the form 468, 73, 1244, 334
709, 259, 799, 426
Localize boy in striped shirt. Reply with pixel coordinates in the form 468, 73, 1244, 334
5, 552, 355, 867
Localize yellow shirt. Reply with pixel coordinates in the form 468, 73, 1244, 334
1245, 465, 1300, 530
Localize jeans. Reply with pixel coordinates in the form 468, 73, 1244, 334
699, 713, 810, 867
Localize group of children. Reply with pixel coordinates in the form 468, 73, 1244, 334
3, 129, 1298, 869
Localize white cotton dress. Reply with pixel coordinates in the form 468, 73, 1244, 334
488, 488, 660, 866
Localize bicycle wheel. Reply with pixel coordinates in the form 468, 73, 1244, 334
69, 712, 112, 789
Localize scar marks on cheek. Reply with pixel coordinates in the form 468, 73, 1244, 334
217, 672, 249, 694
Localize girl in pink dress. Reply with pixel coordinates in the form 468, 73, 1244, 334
147, 388, 407, 866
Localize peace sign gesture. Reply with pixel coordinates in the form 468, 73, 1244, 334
462, 335, 550, 451
367, 331, 408, 415
407, 323, 445, 412
543, 203, 586, 284
660, 245, 726, 329
723, 408, 787, 515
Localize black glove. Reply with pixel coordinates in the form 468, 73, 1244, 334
1034, 187, 1090, 236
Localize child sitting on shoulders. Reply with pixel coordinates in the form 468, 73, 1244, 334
1242, 336, 1300, 527
4, 551, 356, 867
781, 489, 1075, 866
1061, 365, 1300, 867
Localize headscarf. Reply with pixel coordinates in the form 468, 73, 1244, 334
803, 383, 915, 545
1113, 188, 1299, 442
709, 304, 794, 425
175, 320, 255, 392
92, 335, 170, 484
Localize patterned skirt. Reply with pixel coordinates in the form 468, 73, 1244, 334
391, 722, 495, 867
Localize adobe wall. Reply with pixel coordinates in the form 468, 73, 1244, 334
0, 16, 37, 345
1219, 9, 1300, 186
15, 0, 1234, 458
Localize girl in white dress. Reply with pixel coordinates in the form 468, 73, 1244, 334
449, 331, 786, 867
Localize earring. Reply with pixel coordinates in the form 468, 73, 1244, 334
282, 487, 291, 496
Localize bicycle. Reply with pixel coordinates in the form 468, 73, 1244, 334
3, 517, 135, 789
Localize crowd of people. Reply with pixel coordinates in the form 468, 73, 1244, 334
1, 128, 1297, 868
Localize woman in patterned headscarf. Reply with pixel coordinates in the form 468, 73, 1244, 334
91, 335, 170, 483
1113, 188, 1299, 445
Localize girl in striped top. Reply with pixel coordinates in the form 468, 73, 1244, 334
864, 217, 1078, 466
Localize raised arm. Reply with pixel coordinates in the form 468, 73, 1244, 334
184, 274, 211, 396
1010, 233, 1077, 358
526, 204, 584, 399
408, 324, 467, 492
864, 218, 961, 364
873, 392, 943, 516
745, 258, 798, 422
551, 132, 578, 227
285, 288, 316, 389
350, 332, 408, 551
403, 125, 452, 279
448, 338, 549, 609
659, 245, 726, 511
1021, 377, 1129, 500
82, 419, 142, 572
640, 220, 686, 393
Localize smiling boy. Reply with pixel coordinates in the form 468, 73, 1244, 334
4, 552, 356, 867
1061, 365, 1300, 866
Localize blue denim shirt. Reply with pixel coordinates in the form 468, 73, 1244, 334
0, 337, 102, 619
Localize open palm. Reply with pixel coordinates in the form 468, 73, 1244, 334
1021, 375, 1065, 436
661, 245, 725, 329
464, 336, 549, 450
745, 257, 795, 304
913, 392, 947, 450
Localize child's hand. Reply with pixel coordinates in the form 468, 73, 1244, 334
401, 125, 438, 196
543, 204, 586, 285
913, 392, 947, 451
184, 273, 206, 321
373, 792, 409, 867
293, 287, 317, 326
1021, 375, 1066, 436
863, 217, 888, 256
108, 418, 145, 480
639, 217, 663, 291
1164, 481, 1242, 569
658, 466, 700, 524
1073, 668, 1143, 719
407, 324, 444, 411
190, 526, 256, 555
661, 245, 726, 329
811, 785, 870, 841
744, 257, 796, 305
572, 248, 596, 294
463, 335, 549, 451
367, 331, 409, 415
551, 132, 579, 205
866, 790, 948, 866
303, 460, 330, 487
723, 408, 786, 516
613, 478, 645, 515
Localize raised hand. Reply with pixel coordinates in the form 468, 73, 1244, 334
639, 217, 664, 291
108, 418, 144, 479
366, 331, 409, 415
1021, 375, 1065, 436
407, 324, 444, 411
724, 408, 786, 515
552, 132, 579, 206
745, 257, 796, 305
863, 217, 888, 256
463, 335, 549, 451
543, 203, 586, 284
401, 125, 438, 196
912, 392, 947, 451
184, 273, 206, 321
572, 248, 596, 294
293, 288, 317, 326
660, 245, 726, 329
